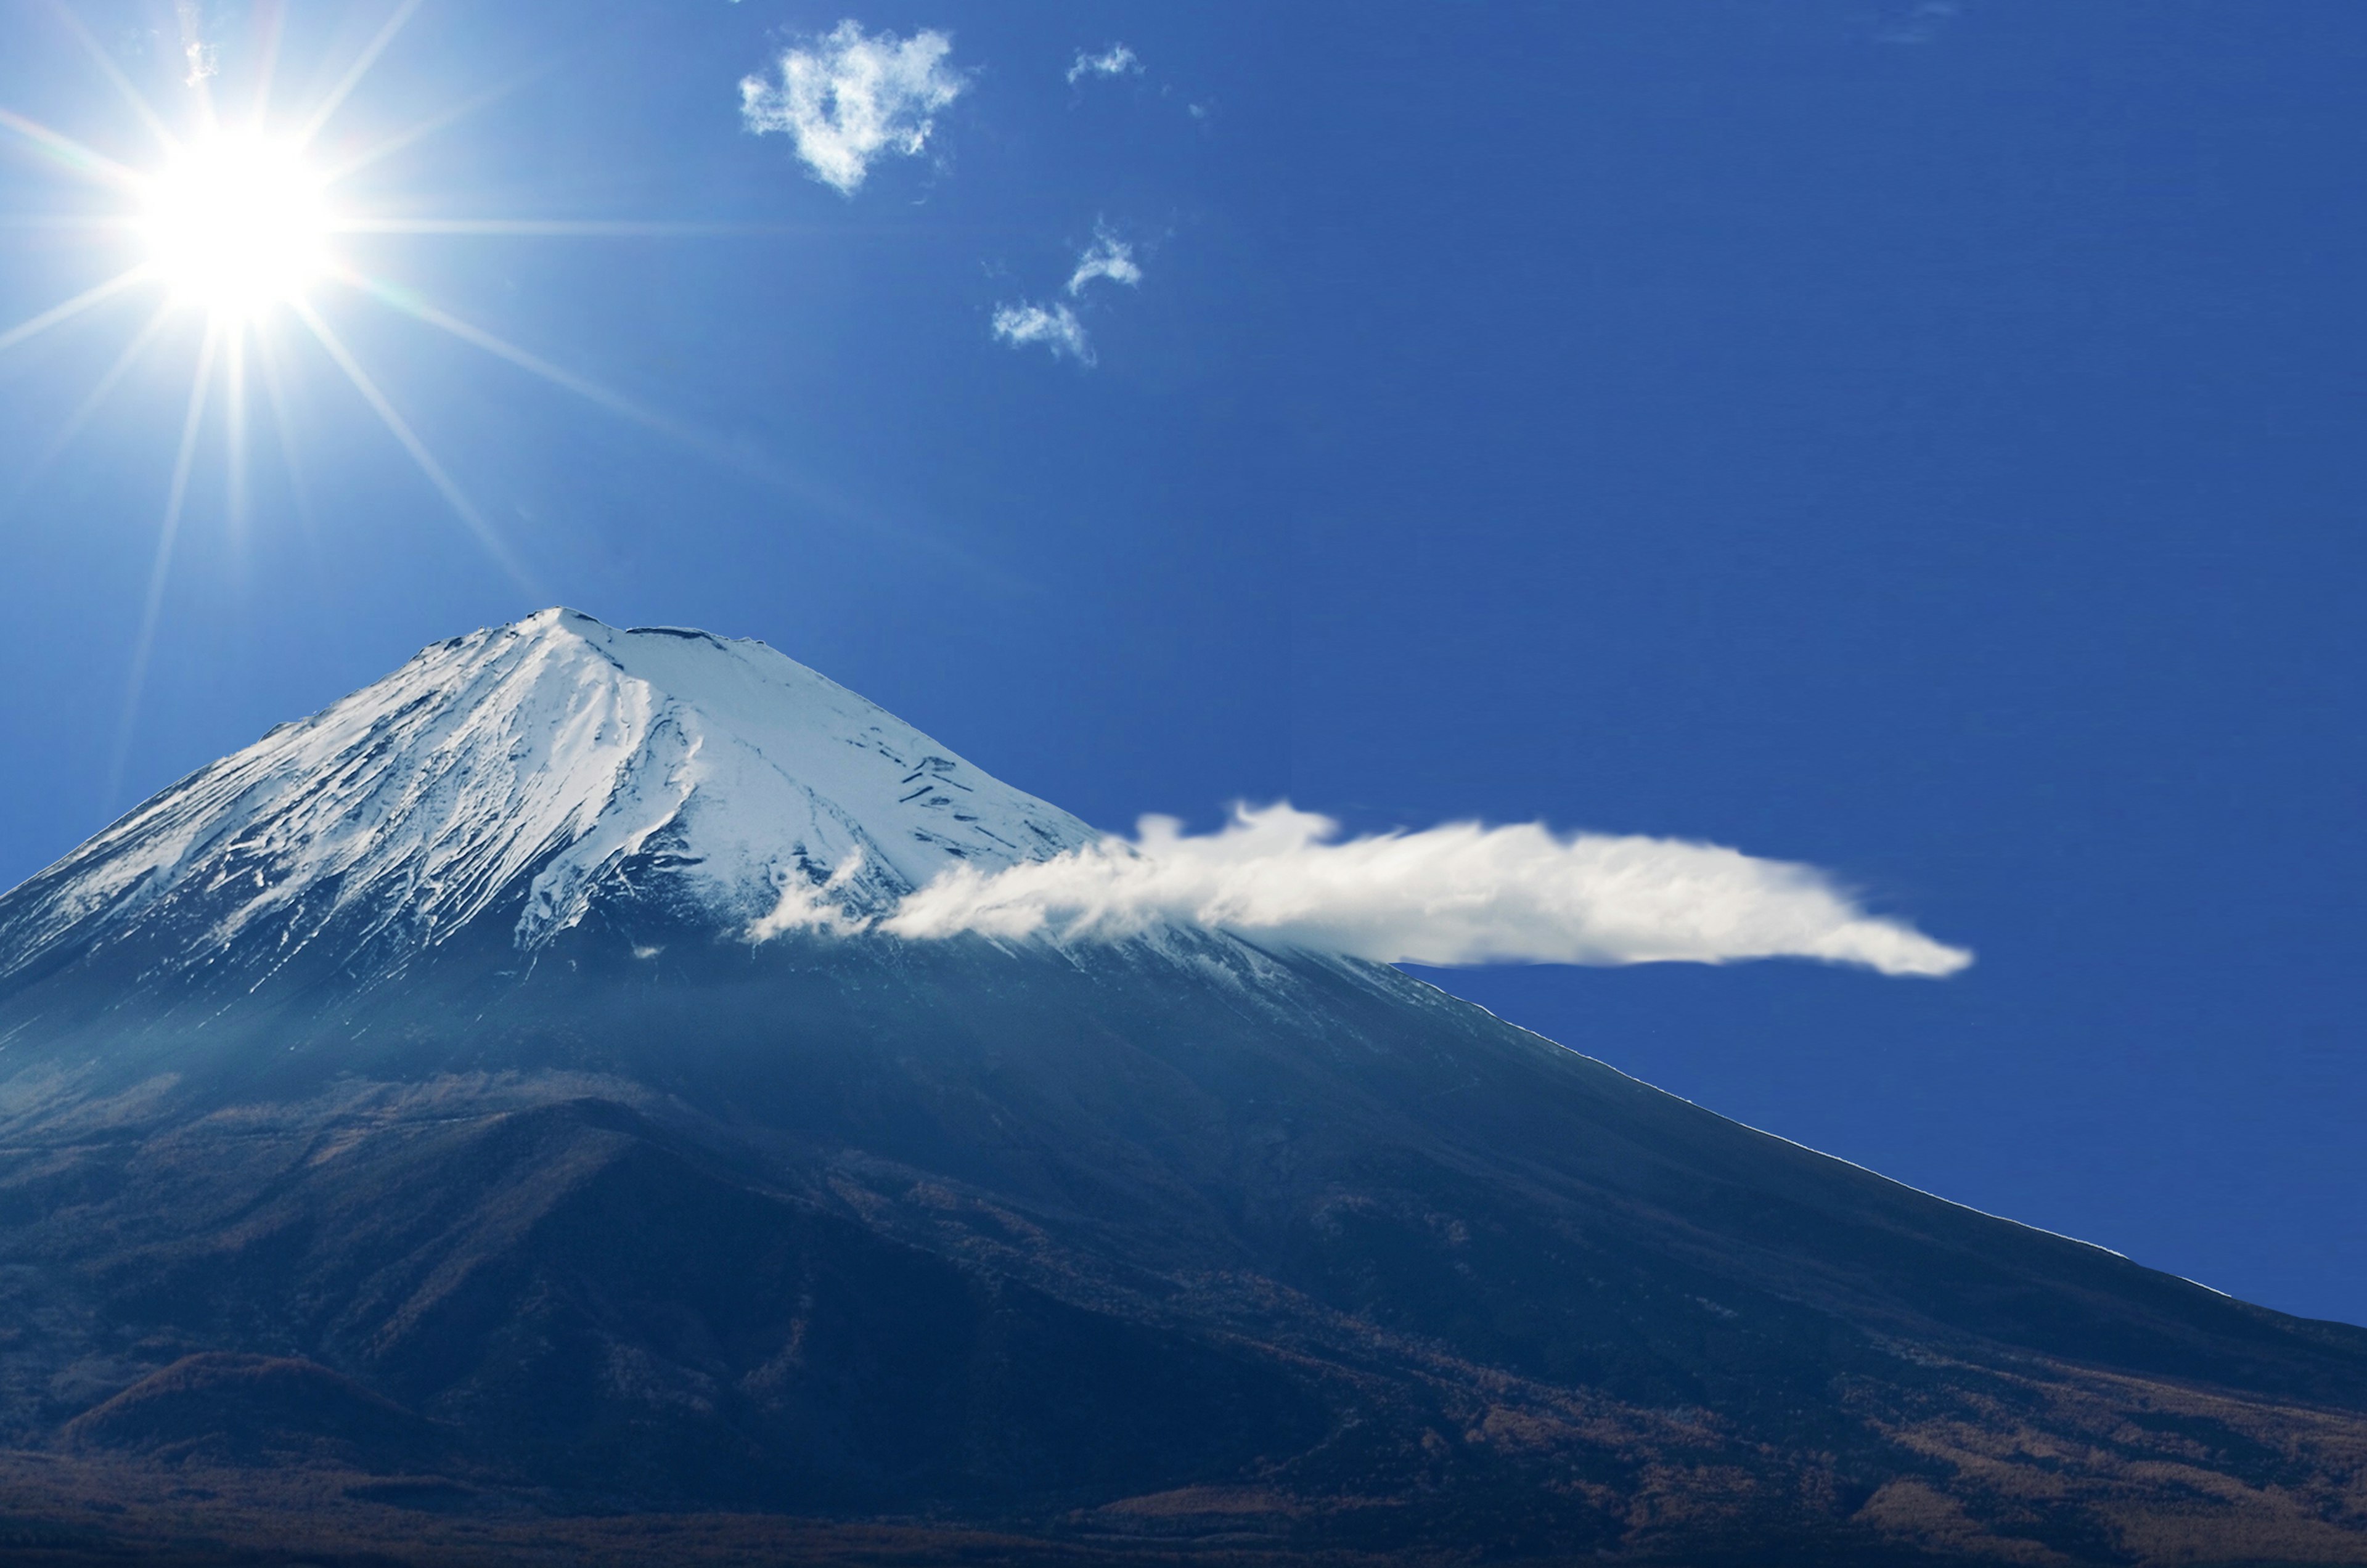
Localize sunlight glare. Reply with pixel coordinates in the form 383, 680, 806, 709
139, 134, 330, 316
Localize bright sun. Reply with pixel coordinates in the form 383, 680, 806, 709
1, 1, 739, 799
138, 133, 331, 316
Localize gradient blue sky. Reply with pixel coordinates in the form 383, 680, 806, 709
0, 2, 2361, 1321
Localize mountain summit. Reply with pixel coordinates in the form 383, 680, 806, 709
0, 610, 1091, 997
0, 613, 2363, 1567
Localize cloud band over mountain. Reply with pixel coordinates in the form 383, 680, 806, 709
877, 803, 1971, 977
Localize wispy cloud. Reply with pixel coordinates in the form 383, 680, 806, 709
748, 848, 870, 941
740, 20, 967, 195
991, 301, 1093, 364
1066, 230, 1141, 295
878, 804, 1971, 978
994, 229, 1144, 367
1877, 1, 1962, 44
175, 0, 217, 85
1067, 44, 1141, 85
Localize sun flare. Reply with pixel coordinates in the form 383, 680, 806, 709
137, 133, 331, 316
0, 1, 765, 805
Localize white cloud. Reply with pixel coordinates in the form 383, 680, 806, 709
881, 803, 1972, 978
991, 301, 1093, 364
1067, 44, 1141, 85
991, 231, 1141, 365
1066, 231, 1142, 295
740, 21, 967, 195
747, 849, 869, 941
176, 1, 217, 84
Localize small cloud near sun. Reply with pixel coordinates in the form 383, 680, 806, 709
174, 0, 219, 85
992, 303, 1092, 365
1068, 45, 1141, 86
740, 22, 968, 195
1066, 229, 1142, 296
995, 229, 1146, 367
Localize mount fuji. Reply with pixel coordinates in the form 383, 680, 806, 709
0, 610, 2363, 1566
0, 608, 1092, 1002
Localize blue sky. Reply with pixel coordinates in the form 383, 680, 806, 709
0, 1, 2361, 1321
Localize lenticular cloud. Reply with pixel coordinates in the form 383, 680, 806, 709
883, 804, 1971, 978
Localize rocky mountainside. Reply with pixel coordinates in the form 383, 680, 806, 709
0, 611, 2363, 1567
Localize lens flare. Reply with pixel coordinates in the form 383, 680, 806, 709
1, 2, 772, 804
139, 133, 330, 316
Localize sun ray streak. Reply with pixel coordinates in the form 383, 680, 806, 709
295, 0, 428, 150
342, 274, 1023, 594
253, 327, 321, 561
331, 218, 799, 237
12, 301, 179, 500
0, 108, 145, 189
0, 216, 141, 234
224, 325, 249, 547
291, 298, 538, 594
317, 67, 549, 186
347, 272, 746, 459
0, 267, 149, 359
40, 0, 179, 156
249, 0, 291, 132
108, 324, 219, 807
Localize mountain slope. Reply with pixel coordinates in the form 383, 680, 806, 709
0, 611, 2361, 1566
0, 608, 1091, 1003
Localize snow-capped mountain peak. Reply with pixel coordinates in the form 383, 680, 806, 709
0, 609, 1096, 988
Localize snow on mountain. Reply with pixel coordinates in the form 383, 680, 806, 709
0, 610, 1096, 987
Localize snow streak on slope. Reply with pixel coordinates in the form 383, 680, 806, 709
0, 610, 1094, 987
